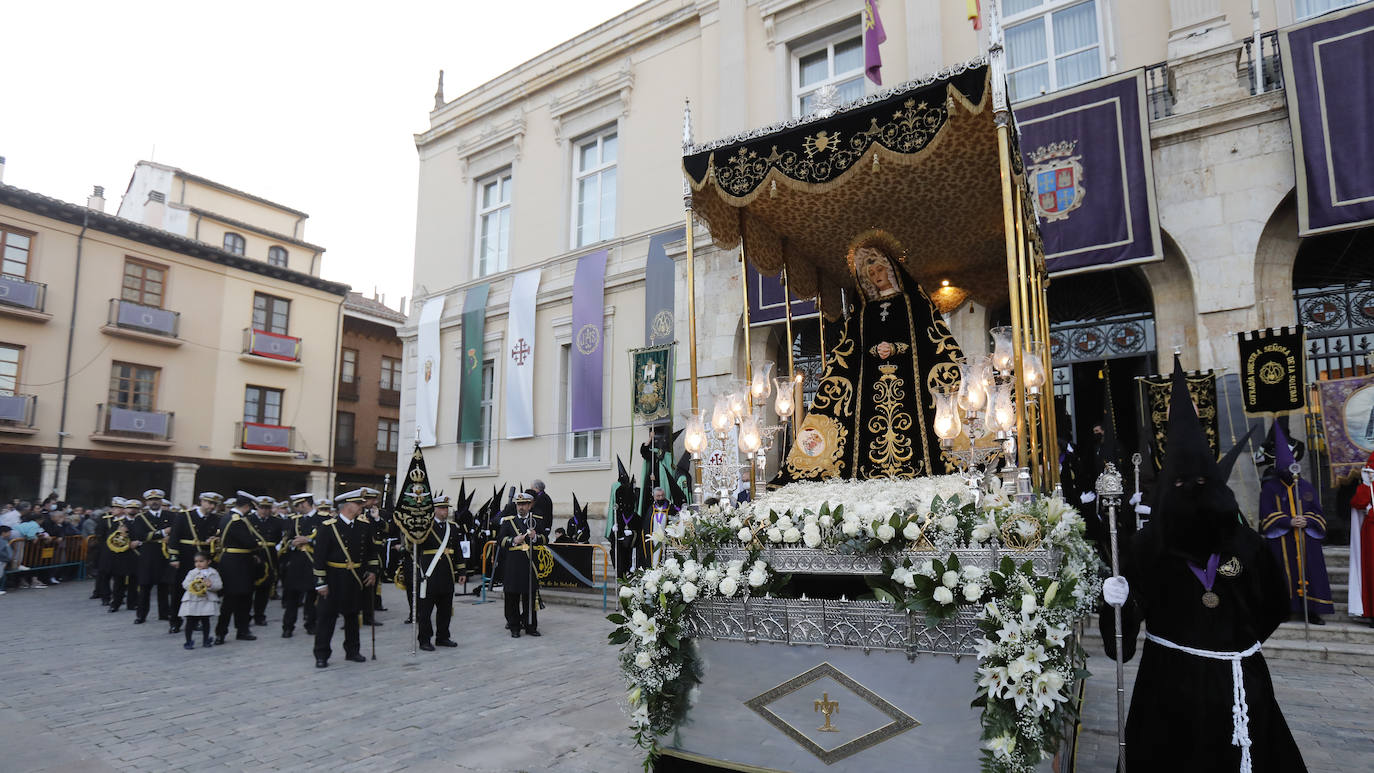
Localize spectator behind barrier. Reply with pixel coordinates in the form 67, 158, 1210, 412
0, 524, 12, 594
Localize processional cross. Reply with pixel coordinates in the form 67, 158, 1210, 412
814, 692, 839, 732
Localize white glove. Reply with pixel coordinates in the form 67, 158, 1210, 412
1134, 504, 1151, 515
1128, 491, 1142, 506
1102, 576, 1129, 607
1080, 492, 1097, 504
1363, 468, 1374, 485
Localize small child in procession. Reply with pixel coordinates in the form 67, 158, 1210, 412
179, 552, 222, 649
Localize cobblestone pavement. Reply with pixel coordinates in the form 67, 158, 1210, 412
3, 581, 1371, 772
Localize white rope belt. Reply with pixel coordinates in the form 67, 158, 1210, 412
1145, 633, 1262, 773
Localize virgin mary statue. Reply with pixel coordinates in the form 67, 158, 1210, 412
774, 230, 963, 483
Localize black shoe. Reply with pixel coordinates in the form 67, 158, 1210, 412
345, 653, 367, 663
510, 629, 521, 638
304, 625, 316, 635
254, 616, 268, 626
203, 639, 213, 648
168, 625, 181, 634
371, 620, 383, 627
89, 592, 101, 599
134, 618, 146, 624
525, 629, 542, 637
436, 639, 458, 648
403, 617, 413, 624
282, 630, 294, 638
108, 605, 121, 613
100, 599, 110, 606
213, 636, 226, 645
376, 606, 388, 612
236, 633, 257, 641
1310, 615, 1326, 626
183, 642, 195, 650
418, 642, 436, 651
315, 658, 329, 668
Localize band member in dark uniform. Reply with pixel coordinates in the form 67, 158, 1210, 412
103, 498, 139, 613
168, 492, 222, 634
248, 495, 284, 626
360, 486, 386, 624
91, 497, 120, 604
131, 489, 174, 624
414, 494, 466, 651
280, 492, 319, 638
214, 493, 263, 643
313, 489, 379, 668
498, 491, 545, 638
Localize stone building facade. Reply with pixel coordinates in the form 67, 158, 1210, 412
334, 292, 406, 495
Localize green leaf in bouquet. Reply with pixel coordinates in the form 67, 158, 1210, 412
889, 512, 902, 529
871, 587, 899, 605
608, 613, 628, 625
911, 574, 935, 593
819, 502, 830, 518
933, 558, 947, 577
999, 556, 1015, 575
831, 503, 844, 520
946, 552, 961, 571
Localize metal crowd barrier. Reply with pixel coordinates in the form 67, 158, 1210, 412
478, 539, 612, 611
6, 535, 90, 581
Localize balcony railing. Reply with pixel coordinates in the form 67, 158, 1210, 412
237, 421, 295, 452
337, 379, 359, 401
96, 403, 174, 440
375, 449, 398, 469
0, 274, 47, 312
108, 298, 180, 338
378, 388, 400, 407
335, 438, 356, 464
0, 394, 36, 429
1145, 61, 1175, 120
1244, 30, 1284, 96
243, 328, 302, 362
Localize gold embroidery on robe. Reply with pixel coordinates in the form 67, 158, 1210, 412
862, 364, 916, 478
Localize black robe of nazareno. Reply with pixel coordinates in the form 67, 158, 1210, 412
1101, 522, 1307, 772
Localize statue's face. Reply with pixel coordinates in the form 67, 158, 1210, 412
854, 247, 898, 299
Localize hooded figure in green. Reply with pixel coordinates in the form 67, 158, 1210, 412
1101, 356, 1305, 772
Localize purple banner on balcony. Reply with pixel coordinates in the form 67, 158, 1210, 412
0, 395, 30, 422
0, 275, 41, 309
1014, 70, 1161, 275
108, 406, 168, 436
746, 263, 819, 327
1281, 3, 1374, 235
249, 329, 300, 361
117, 300, 177, 335
571, 250, 607, 433
243, 422, 290, 451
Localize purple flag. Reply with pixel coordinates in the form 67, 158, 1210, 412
864, 1, 886, 86
571, 250, 607, 432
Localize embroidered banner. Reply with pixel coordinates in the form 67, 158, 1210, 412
1281, 3, 1374, 235
644, 227, 684, 346
630, 345, 674, 424
505, 269, 541, 439
746, 264, 820, 327
1142, 369, 1219, 472
1238, 326, 1307, 415
571, 250, 607, 433
1317, 373, 1374, 480
414, 295, 445, 447
241, 422, 290, 452
457, 283, 490, 444
391, 444, 435, 544
1014, 69, 1162, 275
108, 407, 169, 437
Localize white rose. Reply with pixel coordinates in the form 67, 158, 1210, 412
963, 583, 983, 602
803, 531, 822, 548
680, 582, 698, 603
631, 610, 648, 626
662, 580, 677, 594
942, 570, 960, 589
737, 527, 753, 542
619, 586, 635, 599
971, 524, 991, 543
635, 650, 652, 668
748, 568, 768, 587
819, 514, 834, 528
727, 560, 744, 578
962, 565, 984, 580
940, 515, 958, 532
842, 520, 860, 537
776, 516, 793, 530
783, 527, 801, 543
891, 566, 911, 586
719, 577, 739, 597
703, 568, 721, 588
902, 521, 921, 540
876, 524, 896, 542
933, 585, 955, 605
682, 564, 700, 583
727, 516, 742, 530
766, 527, 783, 543
1021, 592, 1038, 615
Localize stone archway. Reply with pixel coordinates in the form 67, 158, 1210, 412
1140, 229, 1202, 370
1254, 189, 1302, 330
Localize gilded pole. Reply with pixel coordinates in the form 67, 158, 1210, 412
738, 212, 756, 499
682, 99, 701, 489
996, 119, 1029, 472
781, 266, 800, 440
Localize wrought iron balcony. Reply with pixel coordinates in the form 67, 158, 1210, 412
236, 421, 295, 452
1145, 61, 1175, 119
337, 379, 359, 401
0, 274, 47, 312
0, 393, 36, 431
335, 437, 356, 464
1244, 30, 1284, 96
374, 449, 398, 469
107, 298, 180, 338
95, 403, 174, 441
378, 388, 400, 407
243, 328, 302, 362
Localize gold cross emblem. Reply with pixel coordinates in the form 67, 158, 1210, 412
814, 692, 839, 732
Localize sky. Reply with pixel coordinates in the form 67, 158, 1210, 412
0, 0, 644, 312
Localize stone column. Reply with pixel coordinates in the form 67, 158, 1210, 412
308, 470, 334, 500
170, 462, 200, 509
38, 453, 73, 501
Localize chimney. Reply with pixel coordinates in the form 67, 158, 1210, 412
144, 190, 166, 229
399, 296, 408, 316
87, 185, 106, 212
0, 156, 6, 184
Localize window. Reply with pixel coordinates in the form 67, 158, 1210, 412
560, 344, 602, 461
475, 171, 512, 276
252, 292, 291, 334
1003, 0, 1103, 102
377, 418, 400, 453
223, 232, 246, 255
379, 356, 402, 391
243, 385, 284, 425
108, 362, 159, 411
336, 411, 355, 444
0, 344, 21, 396
792, 26, 865, 116
121, 258, 165, 307
267, 246, 288, 268
1296, 0, 1366, 19
340, 348, 357, 383
573, 129, 617, 248
1, 226, 33, 279
466, 361, 495, 467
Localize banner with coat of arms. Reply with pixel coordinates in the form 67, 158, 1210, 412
644, 227, 684, 346
1014, 69, 1162, 276
1316, 374, 1374, 481
1142, 369, 1219, 472
630, 345, 673, 424
1237, 326, 1306, 415
392, 444, 435, 544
